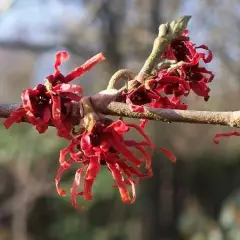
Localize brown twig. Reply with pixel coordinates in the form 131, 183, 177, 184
1, 102, 240, 128
107, 69, 136, 90
102, 102, 240, 128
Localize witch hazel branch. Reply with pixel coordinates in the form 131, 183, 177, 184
0, 16, 237, 209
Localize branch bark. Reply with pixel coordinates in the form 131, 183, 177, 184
1, 102, 240, 128
103, 102, 240, 128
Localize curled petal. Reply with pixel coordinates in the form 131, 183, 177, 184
107, 163, 131, 203
196, 45, 213, 63
51, 95, 61, 120
99, 141, 110, 152
129, 179, 136, 203
35, 124, 48, 134
21, 89, 34, 112
196, 67, 215, 82
52, 119, 72, 140
60, 92, 81, 102
119, 162, 152, 179
191, 82, 210, 97
65, 53, 105, 83
71, 166, 86, 210
157, 147, 177, 163
171, 96, 188, 110
140, 119, 148, 128
55, 158, 74, 196
126, 123, 153, 146
54, 83, 83, 95
135, 145, 152, 169
159, 76, 188, 87
59, 145, 73, 165
110, 133, 141, 166
124, 140, 149, 147
43, 107, 51, 123
3, 108, 26, 128
213, 131, 240, 144
81, 134, 92, 153
25, 111, 48, 133
104, 119, 129, 134
124, 140, 152, 169
83, 156, 100, 200
54, 51, 69, 75
130, 104, 145, 113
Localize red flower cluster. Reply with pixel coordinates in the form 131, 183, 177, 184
3, 51, 105, 138
121, 30, 214, 127
3, 50, 176, 209
56, 118, 176, 209
3, 23, 238, 209
5, 29, 213, 209
56, 119, 152, 208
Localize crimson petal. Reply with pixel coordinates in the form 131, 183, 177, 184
71, 166, 86, 210
54, 51, 69, 75
83, 156, 100, 200
213, 131, 240, 144
107, 162, 131, 203
3, 108, 26, 129
65, 53, 105, 83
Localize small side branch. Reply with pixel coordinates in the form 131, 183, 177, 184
137, 16, 191, 81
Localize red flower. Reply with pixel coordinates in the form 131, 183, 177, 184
116, 69, 189, 129
162, 30, 213, 65
149, 70, 191, 97
21, 84, 51, 133
3, 83, 80, 138
4, 84, 51, 133
115, 29, 214, 132
148, 56, 214, 102
3, 51, 105, 139
55, 118, 176, 209
160, 30, 214, 101
179, 63, 214, 100
125, 85, 160, 112
120, 70, 189, 115
55, 118, 162, 209
151, 95, 188, 110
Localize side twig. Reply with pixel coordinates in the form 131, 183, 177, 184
137, 16, 191, 81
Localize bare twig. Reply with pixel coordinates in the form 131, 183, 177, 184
103, 102, 240, 128
1, 102, 240, 128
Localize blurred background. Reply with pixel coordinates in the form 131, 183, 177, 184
0, 0, 240, 239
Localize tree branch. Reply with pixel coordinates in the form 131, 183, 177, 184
101, 102, 240, 128
1, 102, 240, 128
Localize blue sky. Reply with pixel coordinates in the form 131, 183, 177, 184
0, 0, 84, 45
